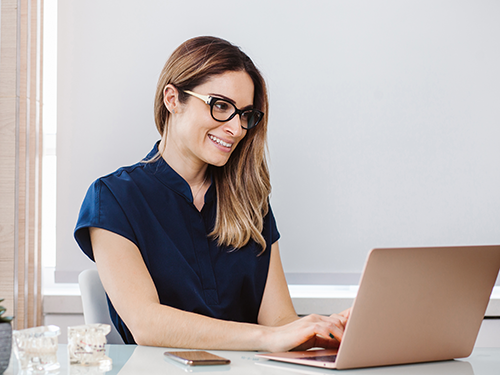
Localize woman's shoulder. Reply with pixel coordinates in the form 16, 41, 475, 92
89, 161, 158, 204
98, 161, 147, 184
96, 143, 162, 186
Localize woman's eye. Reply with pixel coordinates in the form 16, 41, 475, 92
241, 111, 251, 120
214, 101, 231, 112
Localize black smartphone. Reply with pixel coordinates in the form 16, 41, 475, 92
164, 351, 230, 366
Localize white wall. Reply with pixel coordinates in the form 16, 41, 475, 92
56, 0, 500, 282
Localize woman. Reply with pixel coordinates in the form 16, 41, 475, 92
75, 36, 349, 351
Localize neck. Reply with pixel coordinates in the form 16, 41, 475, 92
159, 137, 208, 187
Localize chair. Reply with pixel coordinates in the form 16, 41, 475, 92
78, 269, 124, 344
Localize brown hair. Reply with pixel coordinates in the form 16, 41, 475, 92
153, 36, 271, 252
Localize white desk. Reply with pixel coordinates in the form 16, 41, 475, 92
4, 345, 500, 374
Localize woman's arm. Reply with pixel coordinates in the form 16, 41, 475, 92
91, 227, 269, 349
258, 242, 298, 326
90, 227, 348, 351
258, 242, 350, 352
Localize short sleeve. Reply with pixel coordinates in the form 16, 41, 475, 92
74, 179, 138, 261
266, 204, 280, 246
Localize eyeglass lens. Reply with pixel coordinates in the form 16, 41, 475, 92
211, 99, 262, 129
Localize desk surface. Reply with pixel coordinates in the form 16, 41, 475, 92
5, 345, 500, 375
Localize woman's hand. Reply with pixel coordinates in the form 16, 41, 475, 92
338, 307, 351, 323
265, 310, 350, 353
257, 242, 352, 352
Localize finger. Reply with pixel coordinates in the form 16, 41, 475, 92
327, 323, 345, 342
325, 316, 348, 341
292, 336, 318, 351
303, 314, 346, 336
297, 314, 346, 346
314, 334, 341, 349
326, 314, 348, 330
339, 307, 352, 320
293, 333, 340, 351
327, 314, 347, 332
311, 319, 345, 343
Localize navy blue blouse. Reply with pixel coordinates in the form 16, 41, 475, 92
74, 143, 280, 344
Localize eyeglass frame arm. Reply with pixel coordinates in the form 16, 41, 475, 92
184, 90, 212, 104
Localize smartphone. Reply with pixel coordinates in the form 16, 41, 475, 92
164, 351, 230, 366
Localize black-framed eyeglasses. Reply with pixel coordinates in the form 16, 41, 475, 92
184, 90, 263, 130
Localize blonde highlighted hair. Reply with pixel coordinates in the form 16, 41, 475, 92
153, 36, 271, 253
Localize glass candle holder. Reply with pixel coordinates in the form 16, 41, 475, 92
12, 325, 61, 373
67, 324, 112, 370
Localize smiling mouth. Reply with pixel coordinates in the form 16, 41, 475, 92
209, 134, 232, 148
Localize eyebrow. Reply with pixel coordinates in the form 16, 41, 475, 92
209, 93, 254, 110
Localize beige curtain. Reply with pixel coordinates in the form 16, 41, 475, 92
0, 0, 44, 330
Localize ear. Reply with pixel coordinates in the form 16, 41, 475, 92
163, 84, 180, 114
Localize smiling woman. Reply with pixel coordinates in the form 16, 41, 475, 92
72, 36, 349, 350
153, 37, 271, 250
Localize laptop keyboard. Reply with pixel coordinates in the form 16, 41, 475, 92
297, 355, 337, 363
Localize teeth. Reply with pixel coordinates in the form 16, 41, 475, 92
209, 135, 232, 148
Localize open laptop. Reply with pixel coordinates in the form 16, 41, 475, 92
256, 245, 500, 370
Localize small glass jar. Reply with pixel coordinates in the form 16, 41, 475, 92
13, 325, 60, 373
67, 324, 112, 370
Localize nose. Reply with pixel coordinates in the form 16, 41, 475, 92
223, 114, 245, 138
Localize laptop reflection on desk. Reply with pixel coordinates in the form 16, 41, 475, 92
256, 245, 500, 370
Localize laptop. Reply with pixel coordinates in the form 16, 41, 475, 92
256, 245, 500, 370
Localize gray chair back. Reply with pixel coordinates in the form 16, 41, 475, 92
78, 269, 124, 344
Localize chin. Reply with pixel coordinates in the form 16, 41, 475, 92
203, 146, 236, 167
206, 154, 232, 167
210, 159, 229, 167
